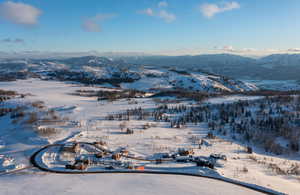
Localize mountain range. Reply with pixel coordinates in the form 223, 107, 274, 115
120, 53, 300, 80
0, 53, 300, 92
0, 55, 258, 93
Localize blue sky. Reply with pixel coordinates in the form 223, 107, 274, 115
0, 0, 300, 55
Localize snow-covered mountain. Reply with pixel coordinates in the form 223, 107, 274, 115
57, 56, 119, 67
122, 54, 255, 67
3, 53, 300, 90
121, 67, 257, 92
0, 56, 258, 93
260, 54, 300, 67
121, 54, 300, 80
2, 53, 300, 80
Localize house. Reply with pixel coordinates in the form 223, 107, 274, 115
178, 148, 194, 156
61, 142, 80, 153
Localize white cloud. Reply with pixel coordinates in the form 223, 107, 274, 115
214, 45, 235, 52
222, 45, 234, 51
158, 1, 168, 8
158, 10, 176, 23
138, 4, 175, 23
138, 8, 154, 16
200, 1, 240, 18
214, 45, 258, 53
82, 14, 116, 32
82, 19, 101, 32
288, 48, 300, 52
0, 1, 42, 26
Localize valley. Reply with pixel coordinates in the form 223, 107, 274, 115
0, 75, 299, 194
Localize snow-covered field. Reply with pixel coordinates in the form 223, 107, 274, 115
0, 79, 299, 194
0, 173, 261, 195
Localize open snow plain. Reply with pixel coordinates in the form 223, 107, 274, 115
0, 79, 299, 195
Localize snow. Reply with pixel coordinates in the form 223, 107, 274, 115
0, 174, 261, 195
0, 78, 297, 194
121, 69, 258, 92
205, 95, 263, 104
121, 76, 172, 91
1, 58, 258, 93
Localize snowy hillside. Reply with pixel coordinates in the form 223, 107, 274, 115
2, 54, 300, 81
0, 79, 298, 194
260, 54, 300, 67
121, 68, 258, 92
0, 56, 258, 93
3, 56, 300, 195
121, 53, 300, 80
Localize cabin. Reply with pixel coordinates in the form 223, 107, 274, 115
124, 162, 144, 170
61, 142, 80, 153
209, 153, 227, 161
112, 153, 121, 160
95, 151, 105, 158
175, 156, 190, 163
193, 158, 214, 169
126, 128, 134, 134
93, 141, 109, 151
135, 166, 145, 171
65, 159, 89, 171
120, 148, 129, 156
94, 141, 107, 146
177, 148, 194, 156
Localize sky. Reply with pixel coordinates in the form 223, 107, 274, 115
0, 0, 300, 56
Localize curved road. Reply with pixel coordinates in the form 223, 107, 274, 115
29, 143, 284, 195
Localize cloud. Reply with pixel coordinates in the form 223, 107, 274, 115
216, 47, 300, 56
138, 3, 175, 23
214, 45, 235, 52
82, 19, 101, 32
158, 1, 168, 8
1, 38, 25, 44
0, 1, 42, 26
222, 45, 234, 51
82, 14, 116, 32
138, 8, 154, 16
158, 10, 176, 23
288, 48, 300, 52
214, 45, 257, 53
200, 1, 240, 18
